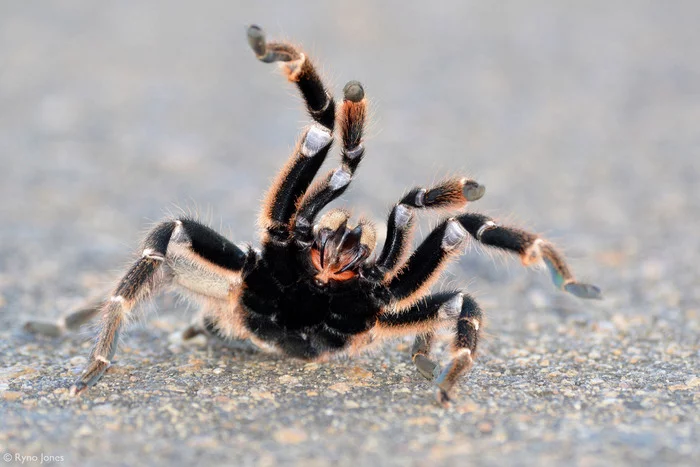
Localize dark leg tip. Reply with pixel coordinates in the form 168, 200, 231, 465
414, 354, 440, 381
462, 180, 486, 202
247, 24, 267, 57
69, 382, 87, 397
181, 325, 204, 340
435, 388, 451, 407
23, 320, 64, 337
343, 80, 365, 102
565, 282, 603, 300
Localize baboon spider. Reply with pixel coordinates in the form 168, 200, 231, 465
26, 25, 602, 405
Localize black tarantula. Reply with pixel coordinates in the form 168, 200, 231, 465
27, 25, 601, 405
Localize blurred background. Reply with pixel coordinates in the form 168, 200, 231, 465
1, 1, 698, 466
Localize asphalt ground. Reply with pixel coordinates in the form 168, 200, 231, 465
1, 2, 698, 466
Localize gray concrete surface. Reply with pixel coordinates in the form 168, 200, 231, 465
1, 2, 699, 466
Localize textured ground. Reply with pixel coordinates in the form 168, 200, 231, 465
1, 2, 699, 466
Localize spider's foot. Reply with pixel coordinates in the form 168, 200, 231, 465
413, 354, 441, 381
181, 323, 205, 340
246, 24, 301, 68
343, 80, 365, 102
435, 387, 451, 408
564, 281, 603, 300
541, 254, 603, 300
461, 179, 486, 202
521, 242, 603, 300
69, 357, 111, 397
69, 382, 88, 398
246, 25, 267, 58
23, 320, 65, 337
433, 348, 473, 407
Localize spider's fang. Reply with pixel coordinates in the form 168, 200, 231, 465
343, 81, 365, 103
461, 179, 486, 202
341, 225, 363, 251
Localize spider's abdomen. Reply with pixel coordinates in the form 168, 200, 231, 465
241, 251, 381, 360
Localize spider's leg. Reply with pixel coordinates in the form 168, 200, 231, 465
293, 81, 368, 240
69, 219, 249, 396
375, 178, 485, 277
247, 25, 335, 128
247, 26, 336, 240
456, 213, 602, 299
24, 298, 104, 337
377, 291, 483, 405
387, 214, 602, 309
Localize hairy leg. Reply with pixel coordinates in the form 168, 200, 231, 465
456, 213, 602, 299
387, 214, 601, 309
247, 25, 337, 241
375, 178, 485, 278
293, 81, 369, 243
24, 299, 104, 337
377, 291, 484, 405
68, 219, 249, 396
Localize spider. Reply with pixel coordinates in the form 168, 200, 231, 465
26, 25, 601, 405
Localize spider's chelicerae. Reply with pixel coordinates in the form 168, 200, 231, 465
28, 26, 602, 405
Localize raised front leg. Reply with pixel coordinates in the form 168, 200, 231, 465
293, 81, 369, 242
248, 26, 336, 241
387, 213, 602, 310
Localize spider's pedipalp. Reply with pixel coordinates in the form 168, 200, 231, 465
342, 80, 365, 103
339, 81, 367, 165
400, 178, 485, 209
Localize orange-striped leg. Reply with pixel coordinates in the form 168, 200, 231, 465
376, 178, 485, 279
70, 219, 249, 396
377, 291, 484, 405
293, 81, 368, 243
71, 222, 176, 395
456, 213, 602, 299
248, 25, 337, 241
